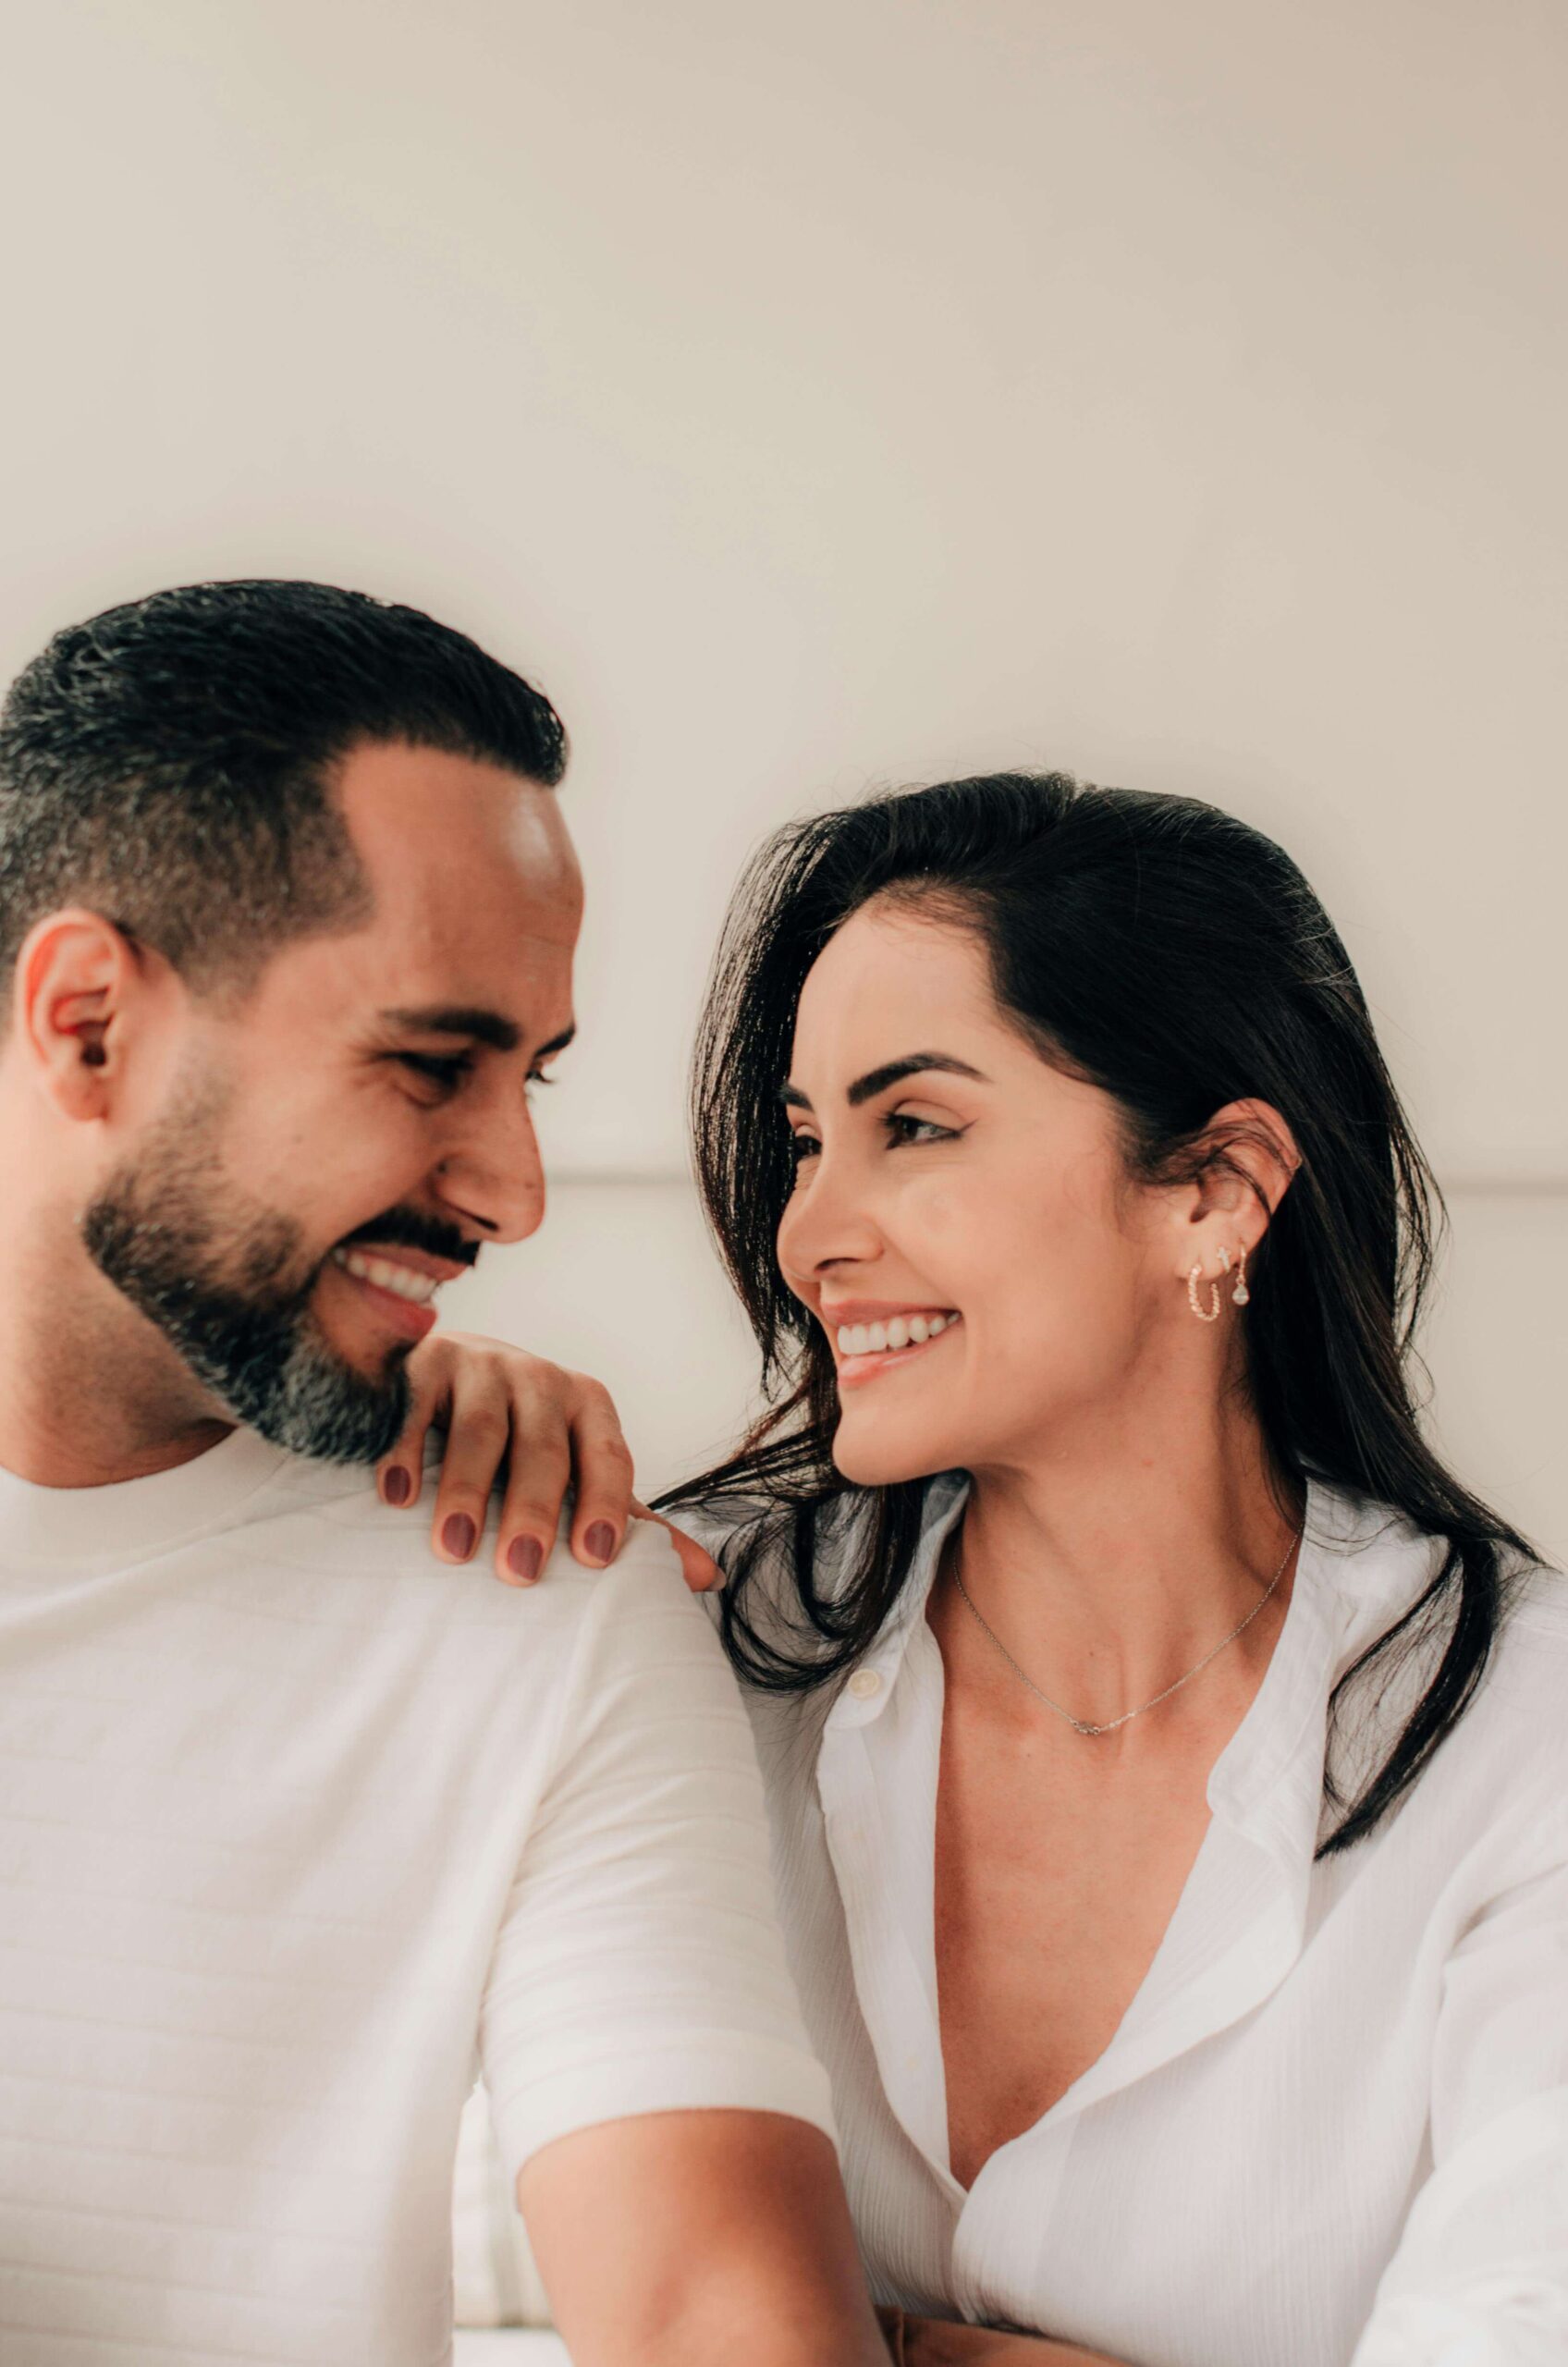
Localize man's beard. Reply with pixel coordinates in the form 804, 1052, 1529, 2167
80, 1079, 411, 1466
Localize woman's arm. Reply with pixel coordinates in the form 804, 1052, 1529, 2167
1350, 1812, 1568, 2365
385, 1329, 719, 1589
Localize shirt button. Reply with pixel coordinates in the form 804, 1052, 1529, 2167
848, 1668, 883, 1699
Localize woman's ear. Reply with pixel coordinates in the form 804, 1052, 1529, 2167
1196, 1098, 1300, 1228
17, 910, 142, 1122
1170, 1098, 1301, 1281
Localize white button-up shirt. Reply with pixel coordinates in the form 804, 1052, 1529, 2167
694, 1476, 1568, 2367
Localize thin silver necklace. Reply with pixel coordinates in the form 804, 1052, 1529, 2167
949, 1526, 1303, 1738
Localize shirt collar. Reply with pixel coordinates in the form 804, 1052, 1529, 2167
0, 1424, 291, 1566
825, 1471, 971, 1731
822, 1466, 1439, 1787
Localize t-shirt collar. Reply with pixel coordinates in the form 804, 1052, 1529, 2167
0, 1424, 292, 1565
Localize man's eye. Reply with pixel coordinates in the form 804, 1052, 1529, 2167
398, 1052, 472, 1091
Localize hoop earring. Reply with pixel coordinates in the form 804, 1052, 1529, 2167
1187, 1261, 1222, 1323
1231, 1244, 1251, 1307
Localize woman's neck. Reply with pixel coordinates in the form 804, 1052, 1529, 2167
952, 1391, 1303, 1728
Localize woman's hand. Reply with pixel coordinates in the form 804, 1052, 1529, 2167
377, 1330, 721, 1593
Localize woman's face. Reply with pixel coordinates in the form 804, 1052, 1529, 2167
776, 898, 1196, 1487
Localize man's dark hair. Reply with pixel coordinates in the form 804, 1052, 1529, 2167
0, 578, 568, 1001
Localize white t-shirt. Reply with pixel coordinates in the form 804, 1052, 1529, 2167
690, 1477, 1568, 2367
0, 1428, 835, 2366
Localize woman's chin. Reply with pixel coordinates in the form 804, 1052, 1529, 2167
831, 1412, 959, 1490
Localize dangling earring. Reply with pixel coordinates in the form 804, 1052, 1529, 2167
1187, 1258, 1223, 1322
1231, 1244, 1250, 1307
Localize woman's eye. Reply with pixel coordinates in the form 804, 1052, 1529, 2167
887, 1112, 955, 1146
789, 1133, 821, 1164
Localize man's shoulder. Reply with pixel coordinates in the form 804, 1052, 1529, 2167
219, 1447, 693, 1655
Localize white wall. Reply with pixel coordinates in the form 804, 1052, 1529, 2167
0, 0, 1562, 1550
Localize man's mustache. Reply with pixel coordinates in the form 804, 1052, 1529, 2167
335, 1208, 480, 1269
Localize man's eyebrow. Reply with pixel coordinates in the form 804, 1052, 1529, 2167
779, 1053, 989, 1114
378, 1005, 576, 1060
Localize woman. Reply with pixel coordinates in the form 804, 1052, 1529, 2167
392, 774, 1567, 2366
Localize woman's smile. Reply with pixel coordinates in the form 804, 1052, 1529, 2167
824, 1303, 962, 1386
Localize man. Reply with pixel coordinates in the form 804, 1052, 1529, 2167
0, 581, 887, 2366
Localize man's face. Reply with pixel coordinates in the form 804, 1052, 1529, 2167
82, 742, 582, 1462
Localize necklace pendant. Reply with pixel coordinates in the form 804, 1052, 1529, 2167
1072, 1718, 1105, 1737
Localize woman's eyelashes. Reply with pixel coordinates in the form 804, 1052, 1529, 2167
789, 1110, 963, 1163
887, 1111, 960, 1147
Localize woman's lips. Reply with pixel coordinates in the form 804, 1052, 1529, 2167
833, 1313, 962, 1390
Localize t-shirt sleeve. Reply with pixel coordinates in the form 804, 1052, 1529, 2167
478, 1522, 838, 2177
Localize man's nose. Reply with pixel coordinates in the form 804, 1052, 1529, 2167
431, 1092, 547, 1245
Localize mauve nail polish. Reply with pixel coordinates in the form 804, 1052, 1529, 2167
508, 1536, 544, 1584
584, 1521, 617, 1564
382, 1466, 411, 1507
442, 1513, 477, 1561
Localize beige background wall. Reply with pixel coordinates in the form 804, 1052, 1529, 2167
1, 0, 1562, 1553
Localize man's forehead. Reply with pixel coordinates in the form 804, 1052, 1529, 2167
336, 741, 582, 923
331, 741, 581, 1024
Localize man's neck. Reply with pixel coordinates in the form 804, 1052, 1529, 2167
0, 1216, 233, 1489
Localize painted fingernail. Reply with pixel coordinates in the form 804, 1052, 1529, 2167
382, 1466, 411, 1507
584, 1521, 617, 1564
508, 1536, 544, 1584
443, 1514, 477, 1561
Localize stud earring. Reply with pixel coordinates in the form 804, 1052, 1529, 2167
1231, 1245, 1250, 1307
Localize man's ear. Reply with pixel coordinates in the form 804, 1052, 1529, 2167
1171, 1098, 1301, 1276
15, 909, 150, 1122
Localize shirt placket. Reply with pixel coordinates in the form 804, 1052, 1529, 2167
819, 1673, 962, 2199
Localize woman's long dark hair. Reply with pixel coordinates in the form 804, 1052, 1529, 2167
657, 773, 1533, 1853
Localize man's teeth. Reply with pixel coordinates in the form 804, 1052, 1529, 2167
836, 1312, 957, 1356
331, 1248, 440, 1306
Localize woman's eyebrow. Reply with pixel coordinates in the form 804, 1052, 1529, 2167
779, 1053, 988, 1113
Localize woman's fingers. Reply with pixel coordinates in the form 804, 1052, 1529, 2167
392, 1330, 669, 1588
375, 1359, 446, 1512
493, 1424, 573, 1585
630, 1502, 723, 1593
560, 1378, 638, 1572
410, 1335, 534, 1569
429, 1398, 515, 1567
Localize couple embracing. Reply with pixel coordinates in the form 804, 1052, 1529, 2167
0, 580, 1561, 2367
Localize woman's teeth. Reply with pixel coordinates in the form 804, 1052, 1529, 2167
836, 1312, 958, 1357
331, 1247, 440, 1306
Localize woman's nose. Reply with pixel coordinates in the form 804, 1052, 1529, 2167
776, 1149, 882, 1283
